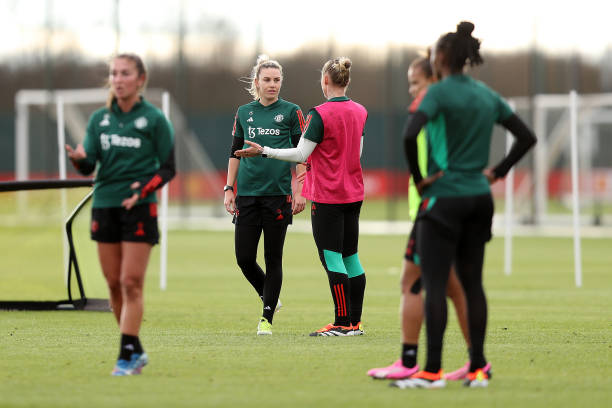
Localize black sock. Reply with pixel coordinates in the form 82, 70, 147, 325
327, 271, 350, 326
134, 336, 144, 354
119, 334, 139, 361
469, 347, 486, 372
402, 343, 418, 368
348, 274, 366, 326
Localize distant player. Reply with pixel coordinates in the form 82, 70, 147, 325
367, 56, 473, 381
224, 55, 307, 335
392, 22, 536, 389
66, 53, 175, 376
236, 57, 368, 337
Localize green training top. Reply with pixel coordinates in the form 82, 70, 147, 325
80, 98, 174, 208
417, 74, 513, 197
233, 98, 304, 196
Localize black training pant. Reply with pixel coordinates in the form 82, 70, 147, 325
416, 194, 494, 373
311, 200, 365, 326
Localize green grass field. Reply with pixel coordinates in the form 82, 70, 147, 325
1, 224, 611, 407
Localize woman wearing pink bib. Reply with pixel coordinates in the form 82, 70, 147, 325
237, 57, 368, 336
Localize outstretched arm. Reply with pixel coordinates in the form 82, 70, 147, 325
235, 137, 317, 163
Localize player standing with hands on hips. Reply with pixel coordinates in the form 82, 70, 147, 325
236, 57, 368, 337
368, 56, 473, 381
224, 55, 307, 335
66, 53, 175, 376
392, 22, 536, 389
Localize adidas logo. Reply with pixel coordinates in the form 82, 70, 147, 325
264, 306, 272, 310
123, 344, 135, 350
247, 117, 254, 122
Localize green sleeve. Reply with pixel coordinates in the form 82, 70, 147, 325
154, 113, 175, 163
303, 109, 324, 144
291, 107, 305, 136
496, 93, 514, 123
417, 85, 440, 119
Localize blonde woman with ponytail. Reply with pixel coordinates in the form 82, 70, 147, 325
65, 53, 175, 376
237, 57, 369, 337
224, 55, 307, 335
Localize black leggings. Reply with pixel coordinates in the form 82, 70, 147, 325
235, 223, 288, 323
311, 201, 366, 326
416, 194, 493, 373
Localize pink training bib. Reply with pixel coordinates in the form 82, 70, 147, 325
302, 100, 367, 204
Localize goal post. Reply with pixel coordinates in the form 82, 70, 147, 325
504, 91, 612, 287
15, 88, 175, 290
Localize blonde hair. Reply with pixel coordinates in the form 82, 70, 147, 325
106, 53, 148, 109
245, 54, 283, 100
322, 57, 352, 87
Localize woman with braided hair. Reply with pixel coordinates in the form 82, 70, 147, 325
391, 22, 536, 389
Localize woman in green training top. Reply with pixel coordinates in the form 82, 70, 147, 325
393, 22, 536, 389
368, 56, 472, 381
224, 55, 306, 336
66, 53, 175, 376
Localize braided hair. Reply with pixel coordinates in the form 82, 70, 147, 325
435, 21, 483, 73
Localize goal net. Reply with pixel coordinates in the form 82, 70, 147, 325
0, 180, 107, 310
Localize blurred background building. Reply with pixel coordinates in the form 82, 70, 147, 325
2, 0, 611, 224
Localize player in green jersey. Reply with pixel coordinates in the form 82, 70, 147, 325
66, 53, 175, 376
393, 22, 536, 389
224, 55, 306, 335
368, 56, 472, 381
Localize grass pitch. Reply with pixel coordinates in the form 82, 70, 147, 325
1, 226, 611, 407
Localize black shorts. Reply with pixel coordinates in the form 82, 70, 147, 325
404, 222, 419, 264
91, 203, 159, 245
311, 201, 361, 256
416, 194, 493, 247
233, 195, 293, 226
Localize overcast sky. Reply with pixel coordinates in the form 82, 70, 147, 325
2, 0, 611, 61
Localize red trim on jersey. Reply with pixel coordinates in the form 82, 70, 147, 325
297, 109, 305, 132
140, 174, 162, 199
303, 113, 312, 134
409, 89, 428, 113
231, 113, 238, 136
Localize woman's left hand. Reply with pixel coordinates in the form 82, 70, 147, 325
235, 140, 264, 158
483, 168, 498, 184
122, 181, 141, 210
292, 192, 306, 215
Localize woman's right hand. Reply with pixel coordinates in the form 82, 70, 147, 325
224, 190, 236, 215
416, 171, 444, 195
65, 144, 86, 161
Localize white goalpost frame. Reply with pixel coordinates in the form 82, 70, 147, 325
56, 95, 69, 283
160, 92, 170, 291
569, 90, 583, 287
506, 91, 598, 287
15, 88, 171, 290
